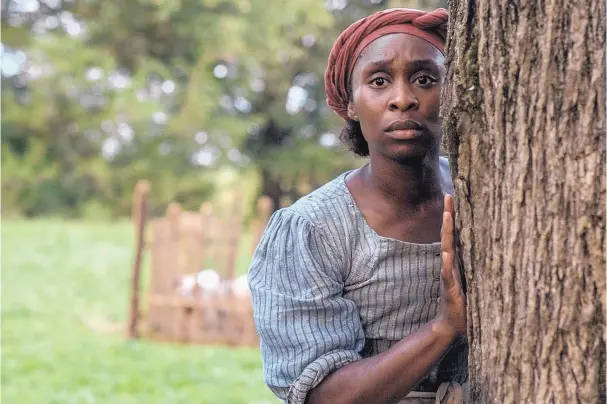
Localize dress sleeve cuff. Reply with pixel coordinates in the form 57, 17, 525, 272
286, 349, 362, 404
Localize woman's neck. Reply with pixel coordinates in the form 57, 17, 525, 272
363, 154, 443, 209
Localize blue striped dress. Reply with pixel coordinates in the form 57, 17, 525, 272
247, 157, 468, 403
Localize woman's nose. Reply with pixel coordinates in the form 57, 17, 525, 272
388, 81, 419, 112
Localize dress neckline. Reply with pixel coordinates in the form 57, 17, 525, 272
337, 170, 442, 248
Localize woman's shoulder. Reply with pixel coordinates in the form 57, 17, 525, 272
285, 172, 356, 230
261, 172, 358, 254
250, 173, 356, 274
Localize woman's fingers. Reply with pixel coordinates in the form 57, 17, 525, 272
444, 193, 454, 217
439, 194, 467, 336
441, 209, 454, 254
441, 209, 455, 290
441, 194, 465, 296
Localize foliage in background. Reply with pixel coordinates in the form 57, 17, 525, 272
1, 0, 440, 218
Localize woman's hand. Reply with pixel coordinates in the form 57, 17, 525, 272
433, 194, 467, 339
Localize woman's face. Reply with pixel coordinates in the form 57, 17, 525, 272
348, 33, 445, 163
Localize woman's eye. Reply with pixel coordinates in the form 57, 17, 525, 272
372, 77, 386, 86
416, 75, 437, 87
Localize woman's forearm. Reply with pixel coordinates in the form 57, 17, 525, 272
306, 318, 457, 404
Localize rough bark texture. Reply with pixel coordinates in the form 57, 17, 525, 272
442, 0, 606, 402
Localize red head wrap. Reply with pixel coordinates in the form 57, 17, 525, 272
324, 8, 449, 120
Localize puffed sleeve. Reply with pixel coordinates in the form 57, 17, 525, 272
247, 208, 365, 403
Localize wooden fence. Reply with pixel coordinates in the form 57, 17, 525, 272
127, 180, 273, 346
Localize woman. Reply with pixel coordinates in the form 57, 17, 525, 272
248, 8, 468, 404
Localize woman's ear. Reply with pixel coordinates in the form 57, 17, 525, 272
347, 102, 359, 121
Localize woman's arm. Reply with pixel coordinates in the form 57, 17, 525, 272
248, 208, 366, 403
306, 318, 458, 404
307, 195, 466, 404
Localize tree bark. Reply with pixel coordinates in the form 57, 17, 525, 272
442, 0, 606, 402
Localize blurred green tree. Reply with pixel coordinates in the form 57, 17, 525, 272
1, 0, 443, 218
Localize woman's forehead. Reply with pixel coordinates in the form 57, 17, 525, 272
354, 33, 444, 72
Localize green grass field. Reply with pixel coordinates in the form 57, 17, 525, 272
1, 220, 278, 404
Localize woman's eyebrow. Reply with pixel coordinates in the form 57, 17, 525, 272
361, 58, 440, 73
361, 58, 394, 75
408, 59, 440, 71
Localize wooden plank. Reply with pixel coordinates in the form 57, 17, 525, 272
186, 203, 213, 344
127, 180, 149, 339
147, 294, 203, 308
149, 219, 169, 294
147, 204, 182, 341
199, 203, 213, 269
225, 194, 244, 280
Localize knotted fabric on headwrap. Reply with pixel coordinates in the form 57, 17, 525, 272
324, 8, 449, 120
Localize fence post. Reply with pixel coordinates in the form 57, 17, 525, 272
128, 180, 150, 339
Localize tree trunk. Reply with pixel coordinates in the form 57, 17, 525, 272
442, 1, 606, 402
259, 167, 283, 213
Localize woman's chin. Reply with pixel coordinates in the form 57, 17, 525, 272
382, 143, 433, 163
